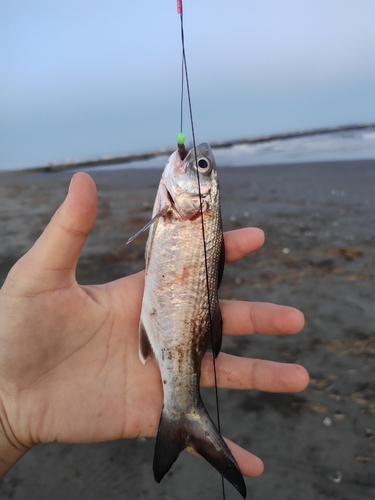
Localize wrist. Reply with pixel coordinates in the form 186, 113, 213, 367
0, 400, 30, 478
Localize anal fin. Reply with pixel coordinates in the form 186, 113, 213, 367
139, 320, 153, 364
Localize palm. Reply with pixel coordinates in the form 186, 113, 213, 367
1, 269, 165, 445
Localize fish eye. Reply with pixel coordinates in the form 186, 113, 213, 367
197, 156, 212, 174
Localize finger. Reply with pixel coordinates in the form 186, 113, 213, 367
225, 438, 264, 478
27, 173, 97, 285
201, 353, 310, 393
186, 439, 264, 478
220, 301, 305, 336
224, 228, 264, 264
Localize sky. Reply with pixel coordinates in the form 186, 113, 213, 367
1, 0, 375, 170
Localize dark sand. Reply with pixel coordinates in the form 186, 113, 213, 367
1, 160, 375, 499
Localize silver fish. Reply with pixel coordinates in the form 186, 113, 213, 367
136, 143, 246, 498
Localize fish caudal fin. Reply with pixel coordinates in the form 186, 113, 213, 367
153, 404, 247, 498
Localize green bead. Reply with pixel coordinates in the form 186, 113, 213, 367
177, 132, 185, 145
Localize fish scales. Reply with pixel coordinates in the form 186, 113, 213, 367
145, 211, 221, 409
137, 143, 246, 498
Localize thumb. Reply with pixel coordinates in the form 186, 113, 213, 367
24, 172, 97, 287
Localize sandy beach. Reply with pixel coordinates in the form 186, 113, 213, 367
1, 159, 375, 500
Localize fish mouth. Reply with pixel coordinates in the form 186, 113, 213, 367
168, 178, 206, 200
165, 181, 204, 219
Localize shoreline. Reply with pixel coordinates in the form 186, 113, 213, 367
1, 121, 375, 175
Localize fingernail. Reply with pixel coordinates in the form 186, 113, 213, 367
68, 174, 76, 194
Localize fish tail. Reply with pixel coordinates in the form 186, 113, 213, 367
153, 403, 247, 498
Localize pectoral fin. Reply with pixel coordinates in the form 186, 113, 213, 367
218, 235, 225, 288
127, 206, 169, 244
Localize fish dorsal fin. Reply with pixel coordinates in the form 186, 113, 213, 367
206, 237, 225, 356
127, 206, 169, 244
206, 302, 222, 357
218, 235, 225, 288
139, 320, 153, 364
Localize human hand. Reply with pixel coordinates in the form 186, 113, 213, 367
0, 172, 308, 478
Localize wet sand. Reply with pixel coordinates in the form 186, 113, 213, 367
1, 159, 375, 499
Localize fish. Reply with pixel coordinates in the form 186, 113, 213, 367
131, 142, 246, 498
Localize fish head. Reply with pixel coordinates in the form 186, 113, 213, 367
162, 142, 219, 219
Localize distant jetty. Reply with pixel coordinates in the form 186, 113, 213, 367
2, 122, 375, 176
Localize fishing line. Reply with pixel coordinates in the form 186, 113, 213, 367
179, 28, 184, 136
177, 2, 226, 498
